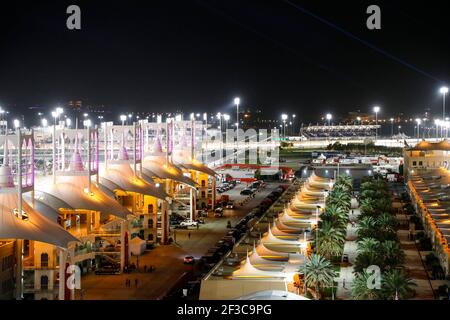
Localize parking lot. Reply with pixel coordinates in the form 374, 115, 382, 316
76, 181, 283, 300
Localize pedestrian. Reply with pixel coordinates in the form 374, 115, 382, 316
343, 278, 346, 289
125, 278, 128, 288
188, 232, 191, 239
197, 223, 199, 230
144, 265, 147, 273
135, 279, 138, 288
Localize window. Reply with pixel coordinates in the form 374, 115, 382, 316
41, 253, 49, 268
419, 161, 423, 166
201, 180, 206, 187
201, 191, 206, 198
412, 161, 417, 166
40, 275, 49, 290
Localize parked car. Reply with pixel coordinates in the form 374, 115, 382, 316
214, 207, 224, 217
240, 188, 253, 195
225, 201, 234, 209
183, 255, 195, 264
179, 220, 199, 227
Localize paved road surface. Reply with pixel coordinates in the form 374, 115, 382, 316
76, 182, 282, 300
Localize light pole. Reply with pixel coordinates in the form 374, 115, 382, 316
41, 118, 48, 176
373, 106, 380, 141
326, 113, 332, 126
223, 114, 230, 130
120, 114, 127, 127
440, 86, 448, 122
292, 114, 296, 136
315, 205, 321, 253
435, 119, 440, 139
234, 97, 240, 131
390, 118, 394, 137
415, 118, 421, 140
281, 114, 288, 138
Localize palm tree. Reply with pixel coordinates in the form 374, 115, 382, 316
299, 254, 336, 300
328, 191, 351, 212
357, 237, 380, 254
336, 175, 353, 191
321, 204, 348, 229
353, 250, 383, 274
316, 221, 345, 259
357, 216, 378, 239
381, 269, 416, 300
377, 213, 398, 239
351, 270, 381, 300
380, 241, 405, 269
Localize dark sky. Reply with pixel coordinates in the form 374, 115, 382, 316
0, 0, 449, 123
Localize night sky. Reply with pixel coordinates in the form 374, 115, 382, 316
0, 0, 449, 123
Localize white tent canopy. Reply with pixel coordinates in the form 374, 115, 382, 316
129, 236, 146, 256
100, 163, 169, 200
36, 176, 131, 220
0, 193, 79, 248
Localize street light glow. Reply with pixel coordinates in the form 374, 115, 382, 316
373, 106, 380, 113
234, 97, 240, 105
326, 113, 332, 120
120, 114, 127, 122
13, 119, 20, 128
281, 114, 288, 121
440, 86, 449, 94
41, 118, 48, 127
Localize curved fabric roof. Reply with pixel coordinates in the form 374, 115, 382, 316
261, 227, 306, 247
143, 157, 197, 188
100, 164, 169, 200
36, 176, 131, 220
232, 256, 287, 279
271, 223, 299, 237
180, 161, 217, 177
0, 193, 79, 248
249, 244, 286, 266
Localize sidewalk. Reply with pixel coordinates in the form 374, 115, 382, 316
335, 206, 360, 300
397, 229, 435, 299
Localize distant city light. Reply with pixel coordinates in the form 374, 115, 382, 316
41, 118, 48, 127
13, 119, 20, 128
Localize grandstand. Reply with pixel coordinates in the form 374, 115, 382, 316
301, 124, 380, 139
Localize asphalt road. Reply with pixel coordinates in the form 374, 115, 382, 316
76, 182, 282, 300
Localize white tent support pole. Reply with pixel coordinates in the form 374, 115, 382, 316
52, 123, 56, 184
87, 127, 91, 193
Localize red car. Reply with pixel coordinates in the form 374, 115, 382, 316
183, 256, 195, 264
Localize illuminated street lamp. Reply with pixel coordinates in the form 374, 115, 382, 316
120, 114, 127, 126
415, 118, 422, 139
390, 118, 394, 137
281, 114, 288, 138
66, 118, 72, 128
13, 119, 20, 129
326, 113, 332, 126
234, 97, 240, 131
41, 118, 48, 127
223, 114, 230, 129
440, 86, 448, 120
373, 106, 380, 140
